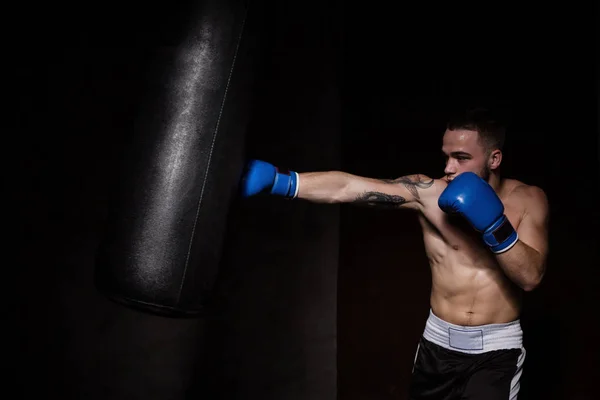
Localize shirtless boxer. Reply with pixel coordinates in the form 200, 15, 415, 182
240, 108, 550, 399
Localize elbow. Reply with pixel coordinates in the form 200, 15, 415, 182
522, 270, 545, 292
522, 281, 540, 292
330, 173, 352, 203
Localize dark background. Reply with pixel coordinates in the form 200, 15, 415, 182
14, 0, 598, 399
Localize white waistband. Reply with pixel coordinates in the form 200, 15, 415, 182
423, 310, 523, 354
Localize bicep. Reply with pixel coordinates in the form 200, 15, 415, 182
347, 174, 437, 210
517, 187, 550, 258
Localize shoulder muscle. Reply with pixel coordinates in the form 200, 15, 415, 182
515, 184, 549, 219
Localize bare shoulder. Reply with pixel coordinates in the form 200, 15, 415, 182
505, 179, 549, 214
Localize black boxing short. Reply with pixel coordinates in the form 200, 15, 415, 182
409, 310, 526, 400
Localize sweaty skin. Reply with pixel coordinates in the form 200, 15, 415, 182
296, 129, 549, 326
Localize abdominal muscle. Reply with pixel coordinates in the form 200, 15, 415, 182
419, 214, 522, 326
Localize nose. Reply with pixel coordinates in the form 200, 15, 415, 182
444, 159, 457, 177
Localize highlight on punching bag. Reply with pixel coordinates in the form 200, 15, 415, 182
95, 0, 259, 317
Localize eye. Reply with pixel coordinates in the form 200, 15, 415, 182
455, 155, 472, 161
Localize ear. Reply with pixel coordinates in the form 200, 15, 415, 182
488, 149, 502, 170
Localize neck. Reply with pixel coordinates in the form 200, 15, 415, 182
488, 172, 503, 192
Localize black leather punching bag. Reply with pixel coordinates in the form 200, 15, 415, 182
95, 0, 258, 317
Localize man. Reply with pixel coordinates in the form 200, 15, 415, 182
240, 107, 549, 399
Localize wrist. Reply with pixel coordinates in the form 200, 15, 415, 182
270, 168, 299, 198
483, 215, 519, 254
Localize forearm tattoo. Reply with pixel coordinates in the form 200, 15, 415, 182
354, 191, 407, 209
381, 175, 434, 199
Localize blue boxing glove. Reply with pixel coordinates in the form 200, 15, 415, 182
240, 159, 299, 199
438, 172, 518, 253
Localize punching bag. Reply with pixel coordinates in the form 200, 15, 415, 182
95, 0, 258, 317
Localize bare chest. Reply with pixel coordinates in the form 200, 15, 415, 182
419, 198, 525, 263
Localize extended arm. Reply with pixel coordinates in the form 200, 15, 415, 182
297, 171, 435, 209
495, 186, 549, 291
239, 159, 436, 210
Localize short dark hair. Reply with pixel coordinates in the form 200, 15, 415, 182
446, 107, 506, 154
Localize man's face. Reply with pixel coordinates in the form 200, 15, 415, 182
442, 129, 491, 181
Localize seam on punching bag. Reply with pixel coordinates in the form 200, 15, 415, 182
178, 6, 250, 305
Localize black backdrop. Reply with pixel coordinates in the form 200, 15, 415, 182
14, 1, 598, 399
